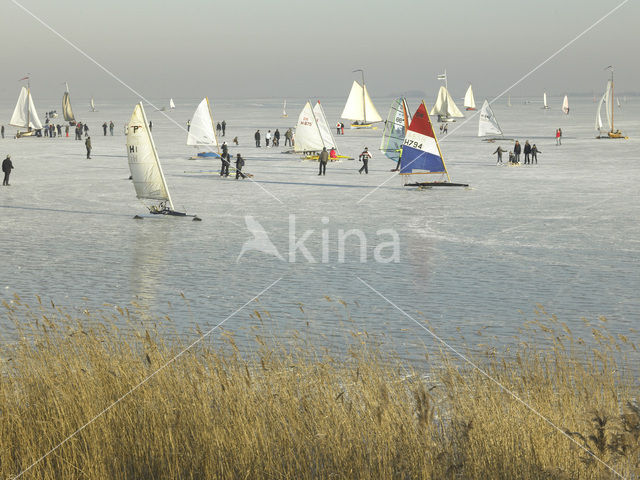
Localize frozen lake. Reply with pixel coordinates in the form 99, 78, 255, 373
0, 94, 638, 360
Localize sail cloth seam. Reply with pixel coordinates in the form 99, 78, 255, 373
10, 0, 285, 205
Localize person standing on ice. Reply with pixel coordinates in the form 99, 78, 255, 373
523, 141, 532, 164
265, 130, 272, 147
284, 128, 292, 147
220, 142, 230, 177
1, 125, 4, 139
340, 122, 344, 135
65, 125, 69, 137
2, 155, 13, 186
235, 153, 246, 179
318, 147, 328, 176
358, 147, 372, 174
273, 129, 280, 147
83, 123, 89, 137
186, 119, 191, 131
531, 144, 540, 164
109, 121, 114, 136
221, 120, 226, 136
102, 122, 108, 136
493, 146, 506, 165
85, 137, 92, 159
336, 122, 341, 135
148, 121, 152, 132
216, 122, 222, 137
513, 141, 521, 163
254, 130, 261, 147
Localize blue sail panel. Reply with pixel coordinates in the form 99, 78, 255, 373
400, 145, 446, 173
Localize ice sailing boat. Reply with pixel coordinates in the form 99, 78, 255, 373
295, 101, 347, 159
430, 70, 464, 122
62, 82, 76, 125
463, 84, 476, 110
478, 99, 506, 140
10, 78, 43, 138
169, 98, 176, 110
596, 67, 626, 139
507, 95, 512, 107
562, 95, 569, 115
281, 99, 288, 118
400, 101, 468, 188
127, 102, 200, 219
379, 97, 412, 163
186, 97, 220, 159
90, 97, 97, 112
542, 91, 550, 109
340, 69, 382, 129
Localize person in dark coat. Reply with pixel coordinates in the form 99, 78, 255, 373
513, 141, 521, 163
85, 137, 92, 159
523, 141, 532, 164
531, 144, 541, 164
83, 123, 89, 137
2, 155, 13, 186
221, 120, 226, 136
220, 142, 230, 177
216, 122, 222, 136
358, 147, 371, 174
254, 130, 261, 147
318, 147, 328, 175
57, 124, 62, 136
235, 153, 246, 179
1, 125, 4, 139
102, 122, 108, 136
148, 121, 152, 132
284, 128, 292, 147
109, 121, 114, 136
493, 146, 506, 165
274, 129, 280, 147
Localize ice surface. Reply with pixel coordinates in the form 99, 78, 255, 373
0, 95, 638, 360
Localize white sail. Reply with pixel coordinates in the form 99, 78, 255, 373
463, 84, 476, 109
380, 97, 411, 160
478, 100, 503, 137
312, 101, 337, 150
90, 98, 96, 111
507, 95, 512, 107
543, 92, 549, 108
562, 95, 569, 114
616, 97, 621, 108
10, 86, 43, 130
596, 89, 606, 131
126, 102, 173, 209
282, 99, 287, 117
62, 83, 75, 123
186, 97, 218, 148
294, 101, 324, 153
340, 80, 382, 123
169, 98, 175, 109
604, 80, 613, 131
430, 86, 464, 118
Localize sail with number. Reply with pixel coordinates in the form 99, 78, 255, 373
380, 97, 411, 161
62, 82, 75, 123
312, 101, 338, 150
340, 80, 382, 124
562, 95, 569, 115
169, 98, 175, 109
294, 101, 324, 152
126, 103, 174, 209
464, 85, 476, 110
478, 100, 503, 137
430, 86, 464, 119
186, 97, 218, 150
400, 101, 450, 183
10, 86, 43, 130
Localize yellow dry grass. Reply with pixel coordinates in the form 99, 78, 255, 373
0, 297, 638, 479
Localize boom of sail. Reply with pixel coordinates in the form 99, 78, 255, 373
478, 100, 503, 137
379, 97, 412, 161
10, 86, 43, 131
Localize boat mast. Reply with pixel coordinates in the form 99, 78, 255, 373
354, 69, 366, 123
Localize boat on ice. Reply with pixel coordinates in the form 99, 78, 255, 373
400, 101, 468, 188
62, 82, 76, 125
430, 70, 464, 122
542, 91, 550, 109
478, 99, 509, 141
187, 97, 220, 159
295, 100, 350, 160
126, 102, 200, 219
463, 84, 476, 110
596, 67, 627, 139
281, 99, 288, 118
169, 98, 176, 109
379, 97, 412, 163
562, 95, 569, 115
10, 79, 43, 138
340, 69, 382, 129
90, 97, 97, 112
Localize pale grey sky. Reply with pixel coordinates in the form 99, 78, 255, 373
1, 0, 637, 101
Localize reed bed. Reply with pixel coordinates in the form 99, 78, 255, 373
0, 297, 638, 479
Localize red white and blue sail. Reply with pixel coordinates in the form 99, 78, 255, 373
400, 101, 449, 179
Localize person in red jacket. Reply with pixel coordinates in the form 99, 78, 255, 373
329, 147, 337, 160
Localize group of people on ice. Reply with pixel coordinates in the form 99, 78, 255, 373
493, 140, 541, 165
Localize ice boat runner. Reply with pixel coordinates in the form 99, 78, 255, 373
400, 101, 468, 188
340, 69, 382, 129
187, 97, 220, 159
10, 78, 43, 138
478, 99, 507, 141
295, 101, 348, 160
127, 102, 200, 219
62, 82, 76, 125
430, 70, 464, 122
596, 67, 626, 139
379, 97, 412, 164
562, 95, 569, 115
463, 84, 476, 110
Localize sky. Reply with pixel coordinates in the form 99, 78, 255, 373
0, 0, 638, 102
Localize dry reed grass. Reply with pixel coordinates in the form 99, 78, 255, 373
0, 297, 638, 479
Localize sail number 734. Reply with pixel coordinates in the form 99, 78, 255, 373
403, 138, 423, 149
